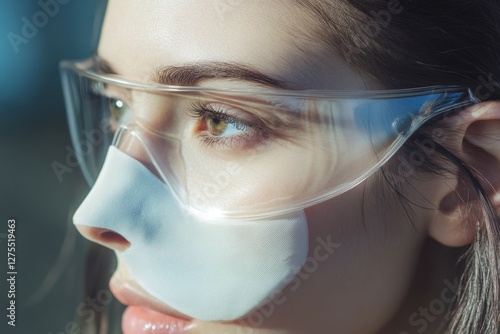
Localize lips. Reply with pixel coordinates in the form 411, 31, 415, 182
110, 268, 195, 334
122, 306, 194, 334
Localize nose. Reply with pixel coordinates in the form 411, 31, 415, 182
113, 126, 164, 180
76, 225, 130, 252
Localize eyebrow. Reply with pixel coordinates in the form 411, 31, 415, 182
94, 55, 312, 131
95, 56, 291, 89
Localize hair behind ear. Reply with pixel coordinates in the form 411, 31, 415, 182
295, 1, 500, 331
394, 102, 500, 333
430, 139, 500, 334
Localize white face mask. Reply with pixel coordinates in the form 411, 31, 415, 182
73, 146, 309, 321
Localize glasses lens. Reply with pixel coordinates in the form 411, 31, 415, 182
61, 59, 476, 219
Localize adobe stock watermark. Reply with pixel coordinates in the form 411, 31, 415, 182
7, 0, 73, 54
474, 73, 500, 101
364, 0, 404, 37
236, 235, 341, 332
345, 0, 405, 60
212, 0, 266, 21
189, 131, 271, 206
385, 73, 499, 185
52, 117, 113, 183
48, 288, 113, 334
385, 130, 445, 185
47, 269, 132, 334
399, 277, 459, 334
0, 233, 6, 245
212, 0, 245, 20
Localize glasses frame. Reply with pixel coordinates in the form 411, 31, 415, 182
60, 57, 481, 220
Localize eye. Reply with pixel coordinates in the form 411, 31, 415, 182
188, 102, 270, 149
205, 113, 246, 137
108, 98, 131, 123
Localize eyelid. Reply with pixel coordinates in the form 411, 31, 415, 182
201, 102, 261, 127
197, 99, 309, 145
200, 93, 306, 132
187, 100, 273, 149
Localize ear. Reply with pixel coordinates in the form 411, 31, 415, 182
427, 101, 500, 247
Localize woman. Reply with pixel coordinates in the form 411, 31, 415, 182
61, 0, 500, 333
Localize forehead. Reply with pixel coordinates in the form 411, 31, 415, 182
98, 0, 366, 90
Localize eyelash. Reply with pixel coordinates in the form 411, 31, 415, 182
90, 83, 271, 149
187, 101, 269, 149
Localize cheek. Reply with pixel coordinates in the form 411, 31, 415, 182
226, 180, 427, 333
181, 140, 337, 213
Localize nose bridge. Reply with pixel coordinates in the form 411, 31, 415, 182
129, 90, 184, 140
112, 89, 190, 187
112, 125, 174, 186
113, 125, 156, 173
112, 125, 187, 198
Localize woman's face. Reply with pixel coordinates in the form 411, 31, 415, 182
94, 1, 435, 333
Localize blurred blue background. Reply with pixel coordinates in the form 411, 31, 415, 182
0, 1, 118, 333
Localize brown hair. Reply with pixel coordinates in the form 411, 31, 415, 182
294, 0, 500, 332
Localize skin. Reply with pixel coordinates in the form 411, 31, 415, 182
76, 0, 500, 333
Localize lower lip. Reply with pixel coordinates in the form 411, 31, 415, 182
122, 305, 194, 334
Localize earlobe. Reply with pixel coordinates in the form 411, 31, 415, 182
427, 101, 500, 247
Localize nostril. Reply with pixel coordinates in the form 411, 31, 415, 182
75, 225, 130, 252
99, 231, 131, 251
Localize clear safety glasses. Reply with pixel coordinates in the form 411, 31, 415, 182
60, 57, 479, 220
